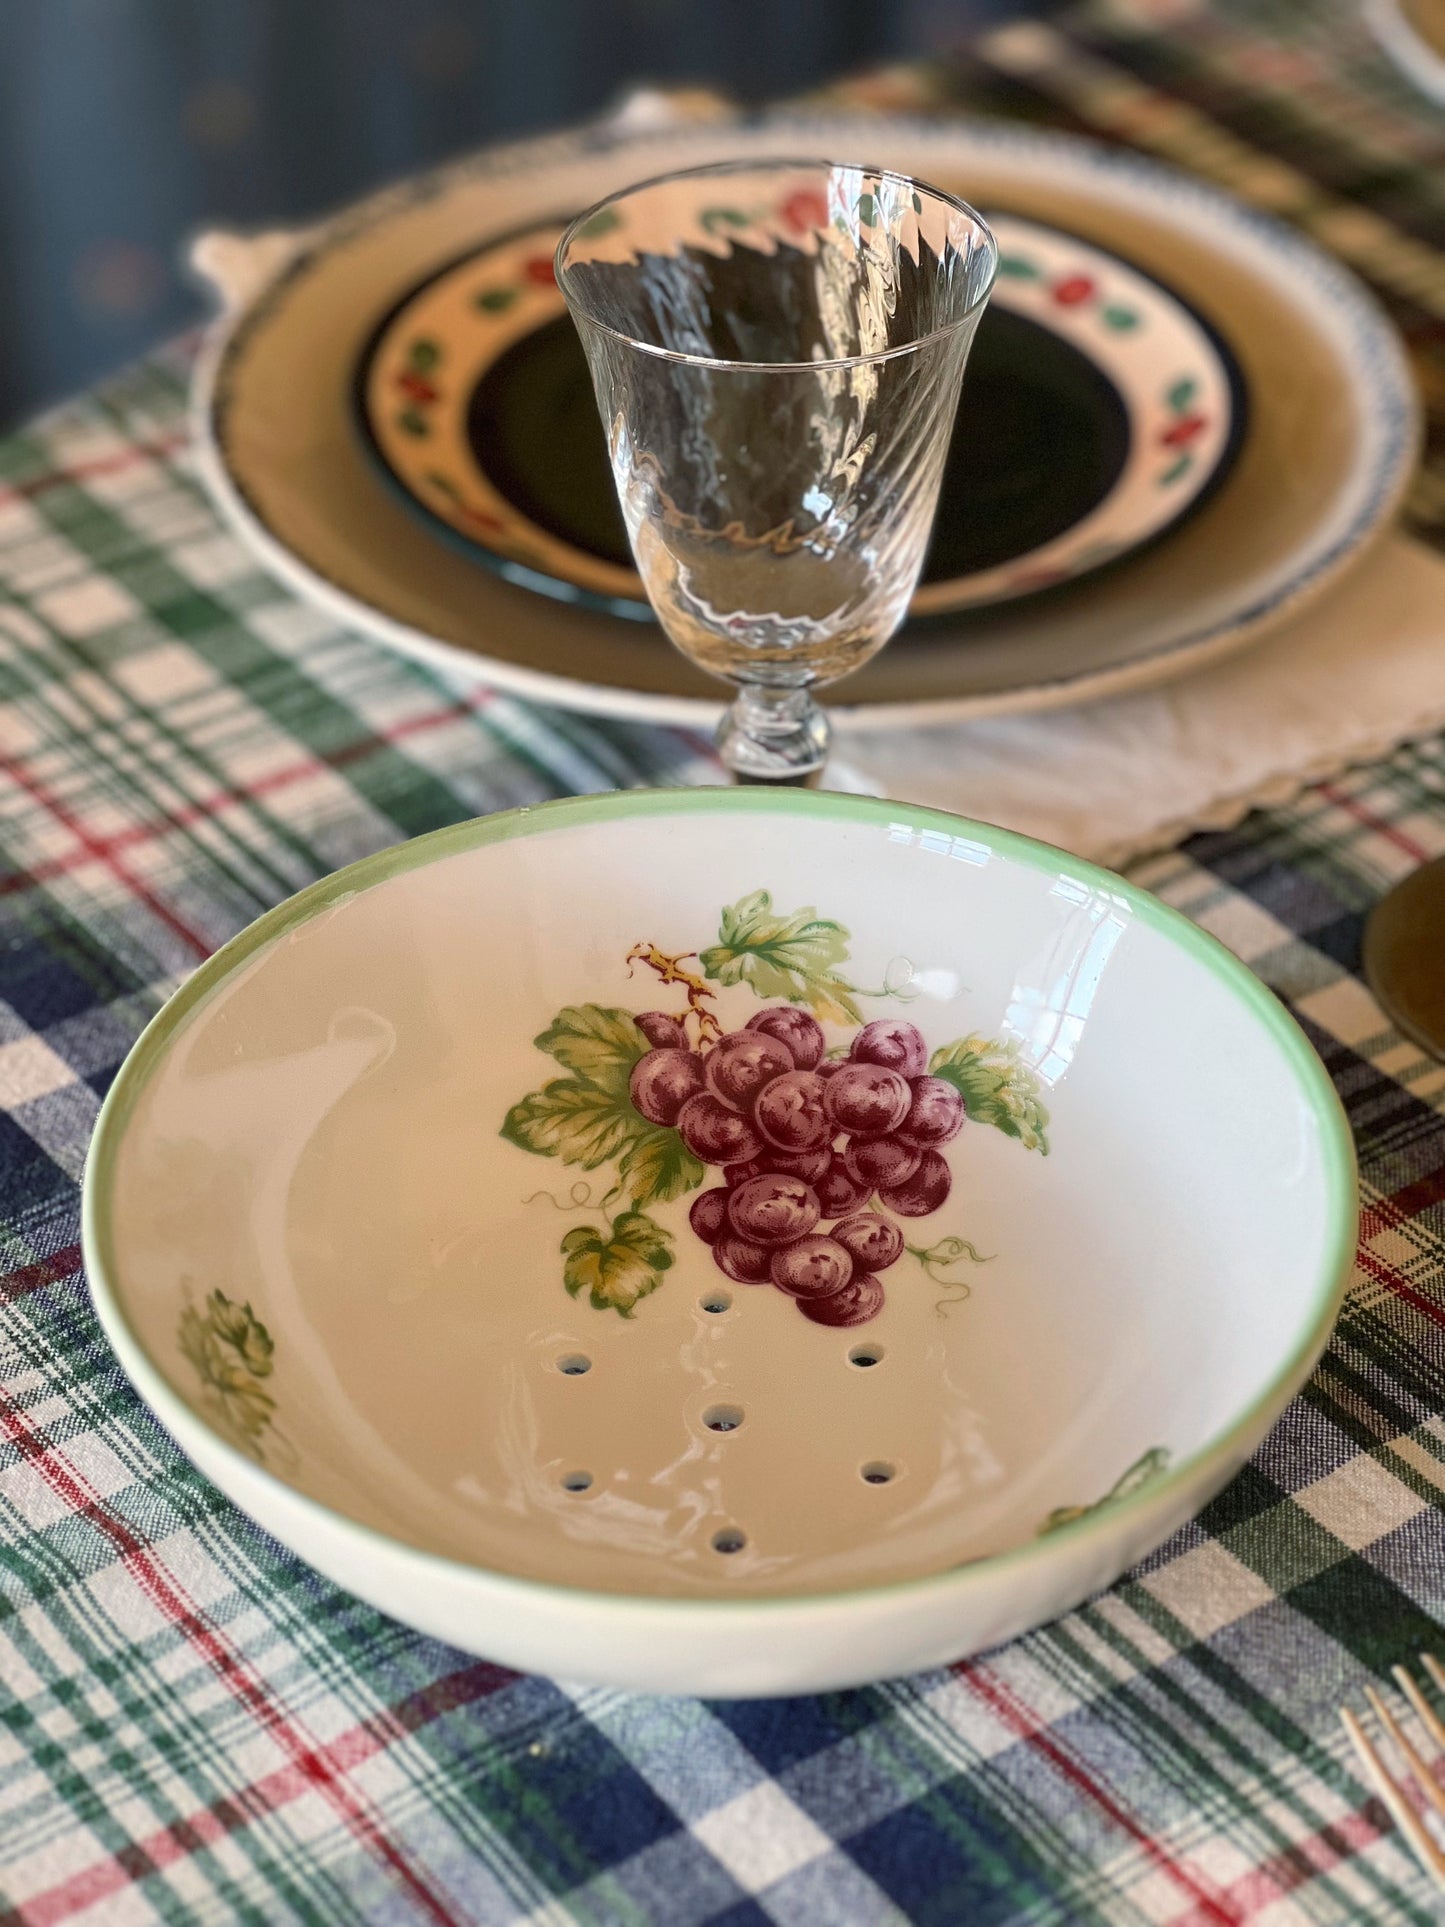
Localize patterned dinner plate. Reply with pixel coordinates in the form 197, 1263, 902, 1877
194, 112, 1417, 728
354, 214, 1243, 620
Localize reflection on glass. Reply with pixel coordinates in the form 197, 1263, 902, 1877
556, 160, 997, 783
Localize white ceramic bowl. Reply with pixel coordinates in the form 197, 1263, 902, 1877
83, 790, 1355, 1696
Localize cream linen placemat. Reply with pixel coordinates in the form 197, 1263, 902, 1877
192, 227, 1444, 870
835, 533, 1445, 866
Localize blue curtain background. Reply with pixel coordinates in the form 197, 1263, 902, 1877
0, 0, 1029, 428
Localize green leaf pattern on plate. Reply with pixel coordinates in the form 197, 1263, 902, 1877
576, 206, 621, 239
503, 1004, 705, 1208
501, 1076, 641, 1171
700, 890, 864, 1024
1039, 1446, 1171, 1534
178, 1290, 281, 1463
533, 1003, 646, 1087
928, 1034, 1051, 1154
561, 1210, 675, 1316
618, 1128, 708, 1209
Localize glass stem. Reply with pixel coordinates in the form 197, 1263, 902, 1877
715, 684, 832, 785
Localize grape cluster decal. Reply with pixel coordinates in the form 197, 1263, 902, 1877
502, 890, 1050, 1322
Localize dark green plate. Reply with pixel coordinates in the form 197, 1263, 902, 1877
468, 307, 1131, 586
356, 212, 1244, 621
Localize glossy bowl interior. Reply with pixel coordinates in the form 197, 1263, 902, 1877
83, 789, 1355, 1694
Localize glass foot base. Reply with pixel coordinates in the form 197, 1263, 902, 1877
716, 686, 831, 784
731, 767, 825, 789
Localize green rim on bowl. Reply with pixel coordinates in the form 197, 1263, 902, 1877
81, 786, 1358, 1620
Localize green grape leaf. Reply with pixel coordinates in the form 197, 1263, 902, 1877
1040, 1447, 1170, 1535
700, 890, 862, 1023
180, 1291, 274, 1381
207, 1292, 275, 1377
501, 1079, 639, 1171
210, 1369, 277, 1442
532, 1004, 647, 1091
929, 1034, 1051, 1154
502, 1004, 656, 1175
178, 1291, 279, 1458
618, 1127, 706, 1209
561, 1210, 675, 1316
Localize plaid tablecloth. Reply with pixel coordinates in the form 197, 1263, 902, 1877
3, 2, 1445, 1921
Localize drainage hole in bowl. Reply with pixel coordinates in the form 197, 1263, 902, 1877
861, 1461, 897, 1485
561, 1470, 593, 1493
849, 1344, 884, 1369
700, 1291, 732, 1314
712, 1527, 747, 1555
557, 1354, 591, 1376
703, 1404, 744, 1433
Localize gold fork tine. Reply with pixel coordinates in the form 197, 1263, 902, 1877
1365, 1684, 1445, 1824
1341, 1707, 1445, 1890
1422, 1653, 1445, 1706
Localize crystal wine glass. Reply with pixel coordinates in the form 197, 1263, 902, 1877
556, 159, 998, 784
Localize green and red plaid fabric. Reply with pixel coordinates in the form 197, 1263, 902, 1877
2, 1, 1444, 1920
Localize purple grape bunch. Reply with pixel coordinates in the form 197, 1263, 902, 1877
628, 1010, 963, 1327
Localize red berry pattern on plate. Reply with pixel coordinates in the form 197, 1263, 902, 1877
501, 889, 1050, 1320
636, 1010, 689, 1051
676, 1092, 766, 1165
897, 1075, 965, 1147
689, 1188, 729, 1244
844, 1135, 921, 1192
799, 1271, 885, 1326
704, 1031, 796, 1109
745, 1006, 826, 1068
629, 1048, 704, 1125
753, 1069, 832, 1152
713, 1230, 774, 1285
622, 1010, 978, 1326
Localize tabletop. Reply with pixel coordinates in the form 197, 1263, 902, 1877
2, 1, 1445, 1922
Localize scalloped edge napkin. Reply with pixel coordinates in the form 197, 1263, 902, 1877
840, 531, 1445, 867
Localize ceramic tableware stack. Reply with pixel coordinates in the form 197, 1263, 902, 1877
193, 110, 1414, 730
